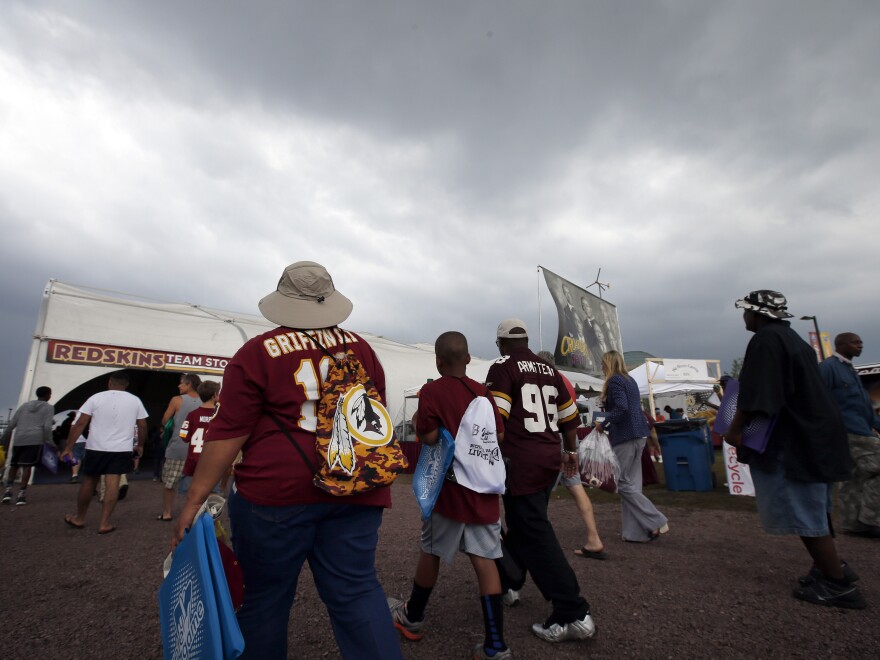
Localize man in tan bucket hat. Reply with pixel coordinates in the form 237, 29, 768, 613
174, 261, 402, 659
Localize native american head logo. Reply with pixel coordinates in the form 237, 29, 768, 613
342, 384, 392, 447
325, 384, 394, 476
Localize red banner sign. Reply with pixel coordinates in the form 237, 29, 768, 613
46, 339, 230, 375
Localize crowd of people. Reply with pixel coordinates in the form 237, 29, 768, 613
2, 270, 878, 658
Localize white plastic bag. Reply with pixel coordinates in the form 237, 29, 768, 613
578, 428, 620, 490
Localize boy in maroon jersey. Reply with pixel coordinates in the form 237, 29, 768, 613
176, 380, 220, 498
487, 318, 596, 644
388, 331, 510, 659
173, 261, 402, 660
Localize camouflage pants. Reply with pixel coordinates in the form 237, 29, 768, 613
839, 433, 880, 530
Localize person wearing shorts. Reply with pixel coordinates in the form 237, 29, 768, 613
159, 373, 202, 521
2, 386, 53, 506
725, 290, 865, 609
175, 380, 221, 503
387, 331, 510, 660
61, 373, 147, 534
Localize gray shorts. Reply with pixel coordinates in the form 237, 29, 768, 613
420, 511, 502, 564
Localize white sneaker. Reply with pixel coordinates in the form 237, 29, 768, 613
502, 589, 520, 607
531, 614, 597, 643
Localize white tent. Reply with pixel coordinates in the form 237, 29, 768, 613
16, 280, 493, 423
629, 358, 721, 414
629, 361, 718, 396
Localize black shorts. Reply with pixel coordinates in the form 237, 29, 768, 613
10, 445, 42, 466
81, 450, 133, 477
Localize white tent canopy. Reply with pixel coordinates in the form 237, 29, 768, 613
17, 280, 496, 422
629, 360, 719, 397
629, 358, 721, 415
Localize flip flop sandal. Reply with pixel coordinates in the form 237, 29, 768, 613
575, 546, 608, 560
98, 527, 116, 535
157, 515, 173, 522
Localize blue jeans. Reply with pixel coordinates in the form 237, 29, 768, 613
228, 490, 402, 660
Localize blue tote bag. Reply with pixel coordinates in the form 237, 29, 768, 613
159, 514, 244, 659
412, 427, 455, 520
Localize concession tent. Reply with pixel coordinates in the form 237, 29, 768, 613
15, 280, 486, 427
629, 358, 721, 415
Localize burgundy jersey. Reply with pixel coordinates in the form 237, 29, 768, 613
486, 346, 580, 496
205, 327, 391, 508
415, 375, 505, 525
180, 406, 216, 477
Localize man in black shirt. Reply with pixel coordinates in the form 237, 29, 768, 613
725, 290, 864, 609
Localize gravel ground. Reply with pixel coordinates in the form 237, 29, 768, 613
1, 478, 878, 659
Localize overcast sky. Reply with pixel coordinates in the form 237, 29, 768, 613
2, 1, 879, 412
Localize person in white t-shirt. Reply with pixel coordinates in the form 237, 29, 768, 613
60, 373, 148, 534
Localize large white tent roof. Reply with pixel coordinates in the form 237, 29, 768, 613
17, 280, 493, 422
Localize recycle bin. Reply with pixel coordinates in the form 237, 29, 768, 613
656, 419, 715, 492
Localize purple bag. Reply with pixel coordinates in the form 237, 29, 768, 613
41, 442, 60, 474
713, 379, 776, 453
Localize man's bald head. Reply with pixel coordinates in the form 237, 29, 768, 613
834, 332, 863, 360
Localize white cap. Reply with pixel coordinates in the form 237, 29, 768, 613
496, 318, 528, 339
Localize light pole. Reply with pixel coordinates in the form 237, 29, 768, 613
800, 315, 825, 360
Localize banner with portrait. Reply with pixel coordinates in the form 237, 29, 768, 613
542, 267, 623, 376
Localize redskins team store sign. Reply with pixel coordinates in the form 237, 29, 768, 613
47, 339, 230, 375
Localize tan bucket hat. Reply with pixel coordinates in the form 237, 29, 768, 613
259, 261, 353, 329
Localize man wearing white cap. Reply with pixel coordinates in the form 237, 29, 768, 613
174, 261, 402, 659
726, 290, 865, 610
486, 319, 596, 644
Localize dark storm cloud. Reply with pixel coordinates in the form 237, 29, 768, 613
1, 1, 879, 412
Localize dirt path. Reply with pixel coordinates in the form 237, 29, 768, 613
1, 480, 877, 659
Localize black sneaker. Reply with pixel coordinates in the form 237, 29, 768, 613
843, 522, 880, 538
792, 576, 866, 609
798, 561, 859, 586
15, 491, 27, 506
1, 488, 12, 504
